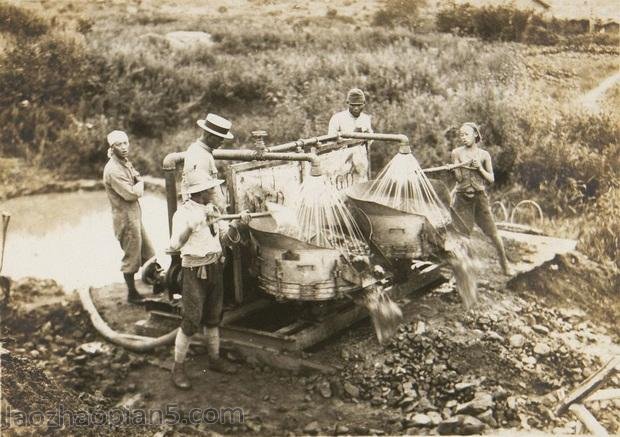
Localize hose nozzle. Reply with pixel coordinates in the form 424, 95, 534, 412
398, 144, 412, 154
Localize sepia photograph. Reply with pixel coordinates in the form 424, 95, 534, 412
0, 0, 618, 435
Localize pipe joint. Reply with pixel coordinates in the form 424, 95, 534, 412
162, 152, 185, 170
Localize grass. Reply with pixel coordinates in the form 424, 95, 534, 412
0, 1, 618, 265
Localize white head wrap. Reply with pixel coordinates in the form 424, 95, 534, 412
107, 130, 128, 146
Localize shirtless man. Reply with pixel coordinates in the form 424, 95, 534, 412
451, 122, 512, 276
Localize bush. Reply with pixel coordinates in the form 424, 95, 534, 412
0, 33, 104, 108
0, 2, 49, 38
523, 24, 560, 46
437, 4, 535, 42
514, 110, 619, 215
436, 3, 618, 47
372, 0, 427, 29
580, 186, 620, 268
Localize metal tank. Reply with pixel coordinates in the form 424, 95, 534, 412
248, 216, 372, 301
346, 179, 452, 261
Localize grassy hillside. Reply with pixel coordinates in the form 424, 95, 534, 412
0, 0, 618, 265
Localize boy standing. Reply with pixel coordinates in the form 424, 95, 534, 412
168, 170, 250, 390
451, 122, 512, 276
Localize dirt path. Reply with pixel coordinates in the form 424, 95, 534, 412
578, 70, 620, 112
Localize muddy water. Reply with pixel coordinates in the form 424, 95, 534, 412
1, 191, 170, 291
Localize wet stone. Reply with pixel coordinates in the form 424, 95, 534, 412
532, 324, 550, 335
454, 381, 478, 392
459, 415, 485, 435
477, 409, 498, 428
335, 424, 350, 435
303, 421, 321, 435
437, 417, 461, 435
428, 411, 443, 426
455, 393, 494, 416
509, 334, 526, 348
534, 343, 551, 356
318, 380, 332, 399
343, 381, 360, 398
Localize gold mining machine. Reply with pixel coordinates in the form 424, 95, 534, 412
134, 131, 463, 371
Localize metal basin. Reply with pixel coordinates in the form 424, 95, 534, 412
346, 180, 446, 260
248, 216, 360, 301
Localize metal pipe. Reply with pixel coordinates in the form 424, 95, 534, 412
161, 148, 323, 234
422, 162, 472, 173
162, 152, 185, 171
265, 134, 339, 152
212, 149, 322, 176
340, 132, 409, 144
162, 152, 185, 234
164, 169, 178, 234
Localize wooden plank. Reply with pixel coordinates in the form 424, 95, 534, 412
586, 388, 620, 402
556, 357, 620, 415
568, 404, 608, 436
292, 304, 367, 350
146, 299, 272, 325
274, 320, 311, 336
222, 298, 272, 324
218, 337, 337, 375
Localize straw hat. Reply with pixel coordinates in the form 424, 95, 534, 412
197, 113, 234, 140
184, 170, 224, 195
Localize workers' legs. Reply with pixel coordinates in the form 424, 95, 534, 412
451, 192, 475, 237
202, 262, 236, 374
171, 328, 192, 390
475, 193, 512, 276
139, 222, 156, 267
171, 266, 207, 390
123, 272, 143, 303
119, 223, 145, 303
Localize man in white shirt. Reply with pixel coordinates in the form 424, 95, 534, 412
328, 88, 373, 136
181, 113, 233, 208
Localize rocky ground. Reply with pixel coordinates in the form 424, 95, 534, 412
1, 232, 619, 436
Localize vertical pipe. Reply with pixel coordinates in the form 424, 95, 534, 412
164, 169, 177, 236
162, 152, 186, 236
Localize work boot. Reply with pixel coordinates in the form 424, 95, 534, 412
124, 273, 144, 304
208, 355, 238, 374
171, 361, 192, 390
127, 288, 144, 304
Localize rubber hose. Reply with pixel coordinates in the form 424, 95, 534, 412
78, 287, 177, 352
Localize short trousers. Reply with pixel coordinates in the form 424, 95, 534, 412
451, 191, 499, 239
180, 262, 224, 336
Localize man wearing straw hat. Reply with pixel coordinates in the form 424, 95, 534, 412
103, 130, 156, 304
328, 88, 374, 136
451, 122, 513, 276
181, 113, 234, 207
168, 169, 250, 390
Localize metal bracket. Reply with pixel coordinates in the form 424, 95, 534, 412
275, 259, 283, 294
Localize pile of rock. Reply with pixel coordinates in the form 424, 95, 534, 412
324, 302, 605, 435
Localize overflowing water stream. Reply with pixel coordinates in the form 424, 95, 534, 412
1, 191, 170, 291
